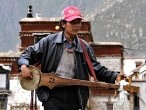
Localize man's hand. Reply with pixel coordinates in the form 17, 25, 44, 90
20, 65, 33, 79
116, 73, 129, 83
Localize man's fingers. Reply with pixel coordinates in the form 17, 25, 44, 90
20, 72, 33, 79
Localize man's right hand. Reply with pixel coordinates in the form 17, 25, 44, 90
20, 65, 33, 79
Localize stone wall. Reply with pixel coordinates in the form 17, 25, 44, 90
87, 94, 134, 110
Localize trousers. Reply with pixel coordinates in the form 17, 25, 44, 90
43, 99, 80, 110
43, 86, 81, 110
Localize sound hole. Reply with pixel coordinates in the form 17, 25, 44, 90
48, 77, 55, 83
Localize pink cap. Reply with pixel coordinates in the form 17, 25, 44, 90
61, 6, 83, 21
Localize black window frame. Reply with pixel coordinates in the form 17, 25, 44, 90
0, 65, 10, 110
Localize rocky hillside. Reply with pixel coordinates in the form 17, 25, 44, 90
89, 0, 146, 57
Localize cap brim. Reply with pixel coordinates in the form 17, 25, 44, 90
65, 16, 83, 21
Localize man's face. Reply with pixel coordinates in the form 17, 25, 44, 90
63, 18, 82, 36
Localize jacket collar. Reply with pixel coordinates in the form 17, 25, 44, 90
54, 31, 64, 43
54, 31, 83, 53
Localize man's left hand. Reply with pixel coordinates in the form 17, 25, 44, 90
116, 73, 129, 83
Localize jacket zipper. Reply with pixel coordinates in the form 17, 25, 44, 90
74, 53, 84, 110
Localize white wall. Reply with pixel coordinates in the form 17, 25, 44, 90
123, 58, 145, 76
7, 77, 43, 110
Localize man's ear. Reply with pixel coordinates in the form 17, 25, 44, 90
60, 20, 66, 29
62, 22, 65, 28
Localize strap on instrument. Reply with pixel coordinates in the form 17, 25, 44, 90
30, 90, 37, 110
79, 38, 98, 81
30, 62, 40, 110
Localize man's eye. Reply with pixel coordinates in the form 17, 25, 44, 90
69, 21, 81, 24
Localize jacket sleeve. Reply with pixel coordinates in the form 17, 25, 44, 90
17, 37, 47, 68
86, 44, 118, 84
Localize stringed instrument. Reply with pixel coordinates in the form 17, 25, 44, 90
18, 65, 139, 93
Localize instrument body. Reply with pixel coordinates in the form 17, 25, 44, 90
19, 65, 139, 93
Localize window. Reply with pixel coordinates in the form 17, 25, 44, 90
107, 103, 113, 110
0, 64, 10, 110
142, 73, 146, 79
134, 94, 139, 110
33, 33, 51, 44
0, 74, 6, 88
0, 98, 5, 110
0, 65, 9, 89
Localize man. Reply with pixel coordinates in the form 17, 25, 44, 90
18, 6, 121, 110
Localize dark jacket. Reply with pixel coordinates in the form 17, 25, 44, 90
18, 31, 118, 110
